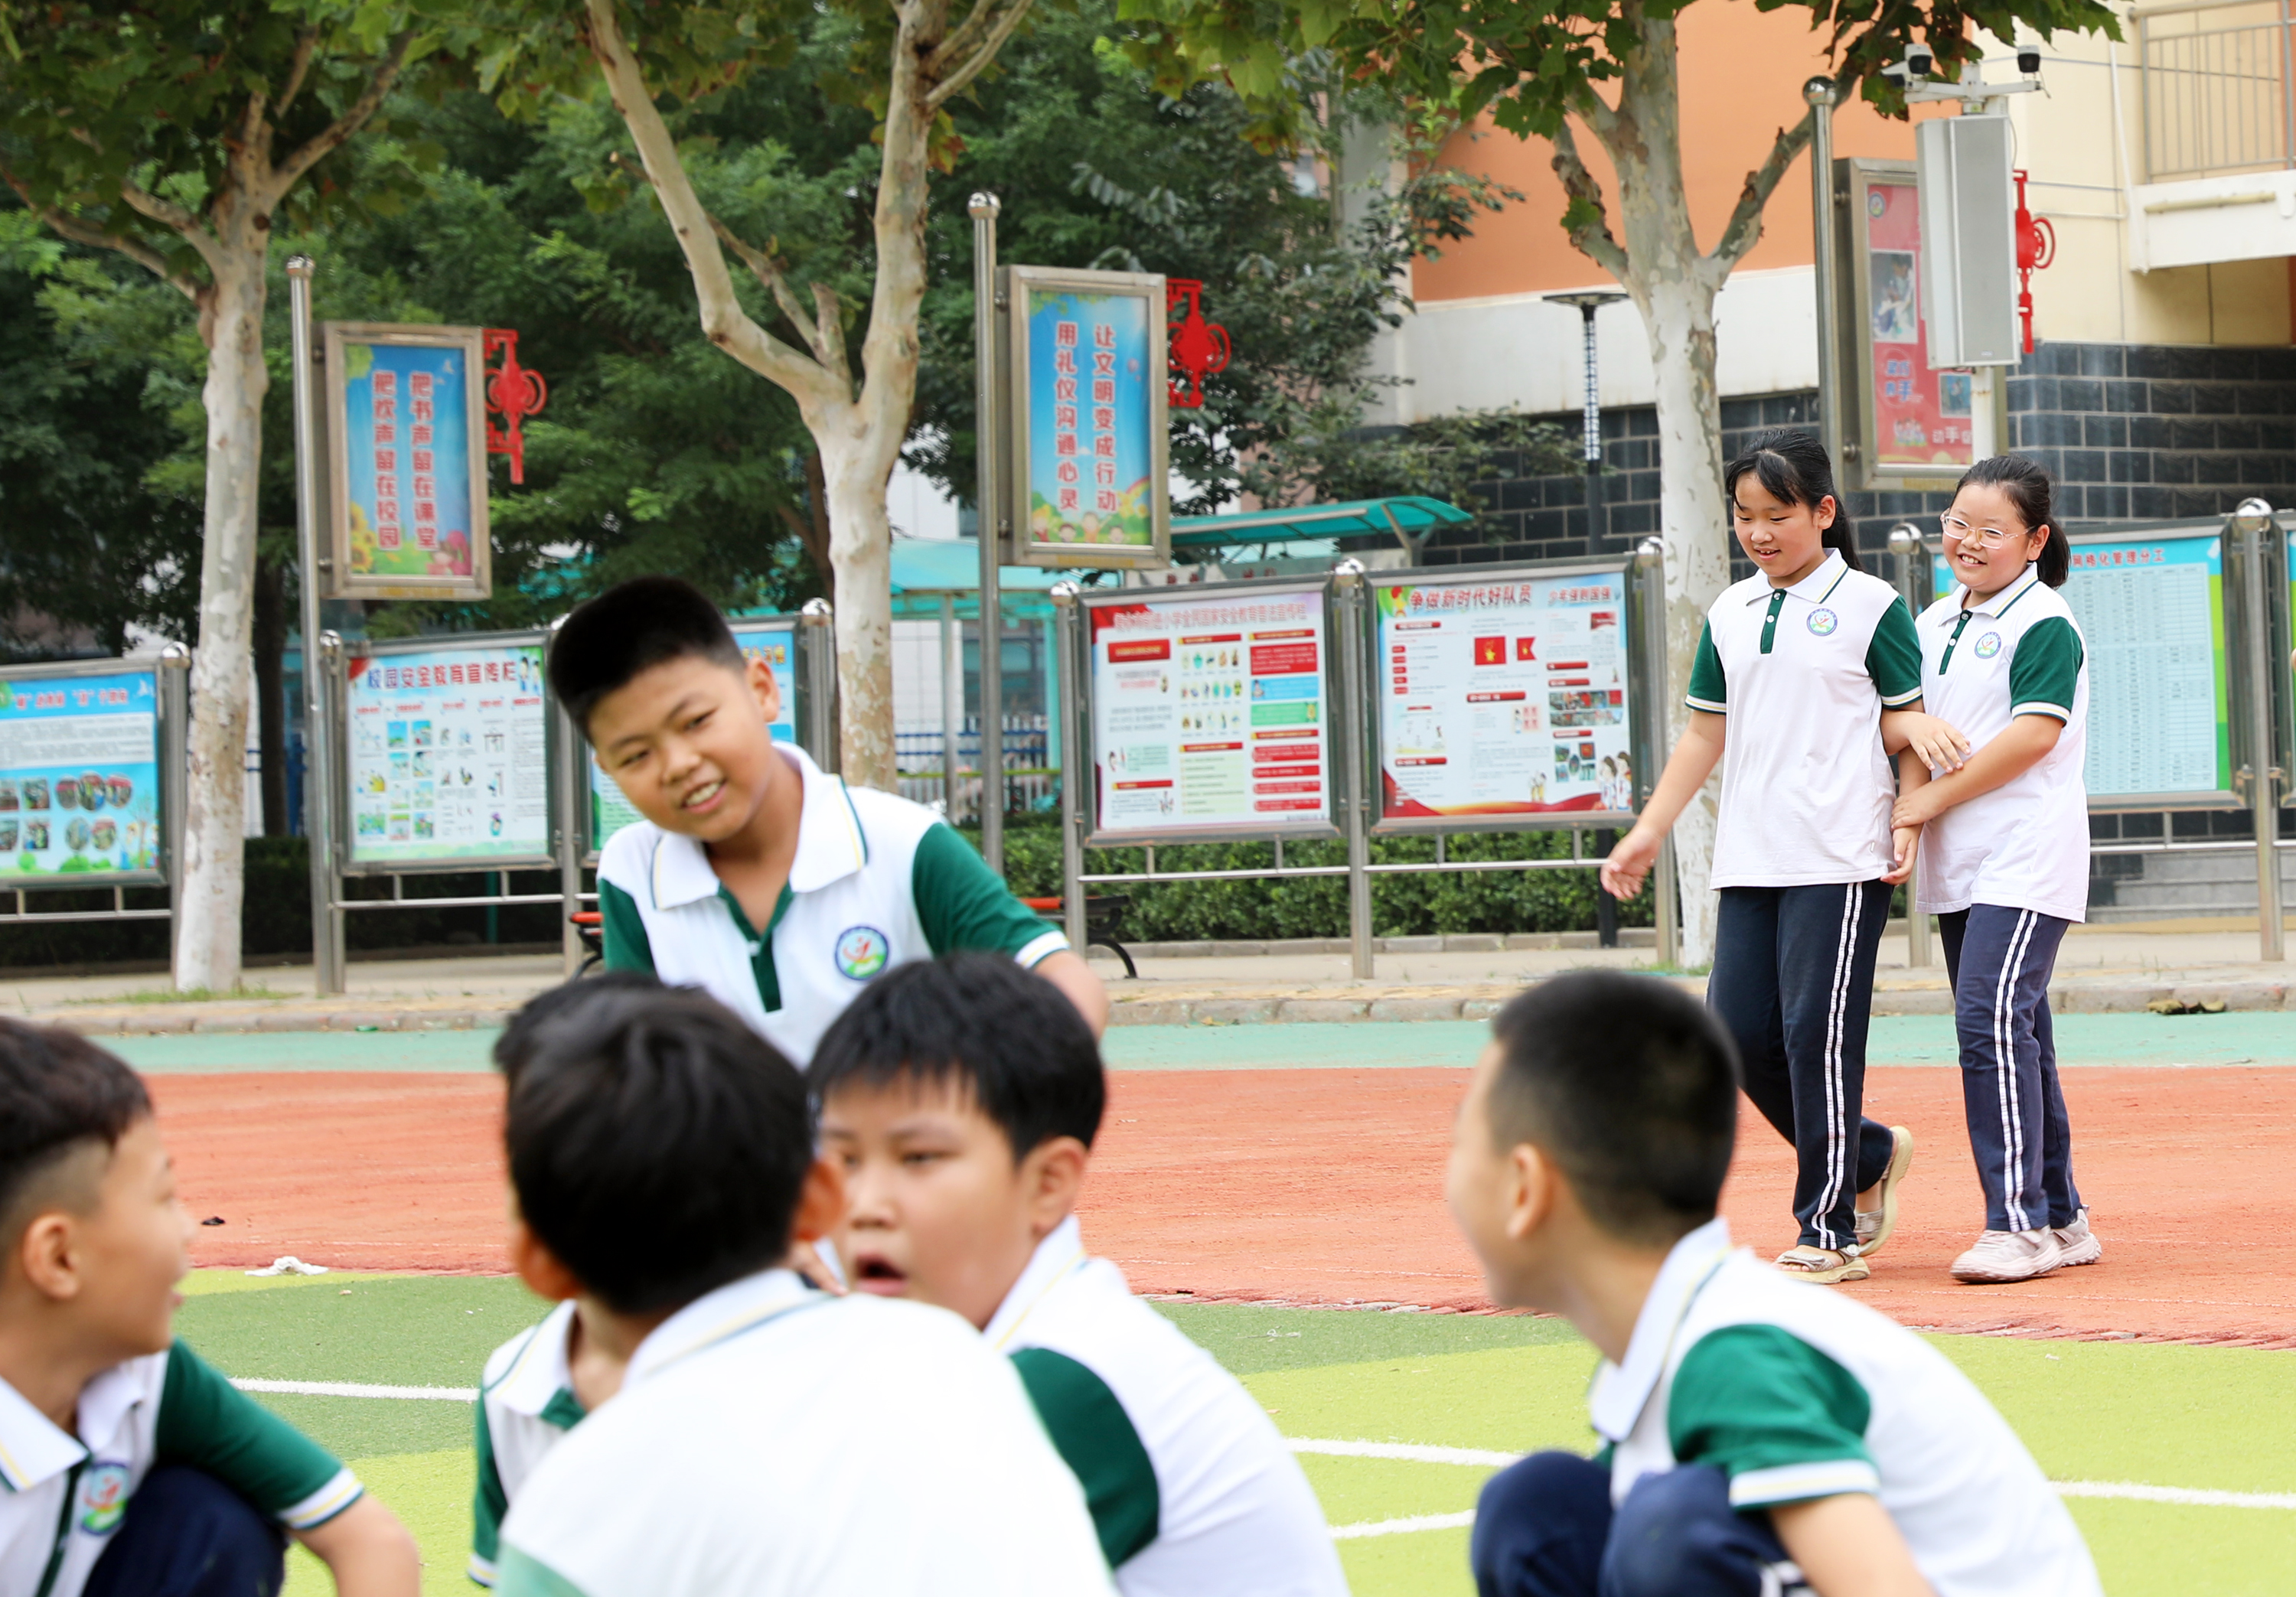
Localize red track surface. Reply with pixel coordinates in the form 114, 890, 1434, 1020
158, 1064, 2296, 1345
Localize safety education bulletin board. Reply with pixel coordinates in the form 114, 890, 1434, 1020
1372, 569, 1636, 826
1936, 531, 2231, 803
588, 622, 797, 848
0, 670, 162, 882
346, 640, 551, 866
1085, 584, 1332, 839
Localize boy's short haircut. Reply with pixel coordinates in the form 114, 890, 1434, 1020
504, 986, 814, 1315
809, 954, 1104, 1159
546, 576, 746, 731
492, 971, 677, 1087
0, 1018, 152, 1234
1488, 973, 1740, 1247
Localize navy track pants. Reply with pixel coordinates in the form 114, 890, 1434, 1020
85, 1466, 287, 1597
1939, 904, 2083, 1233
1708, 882, 1899, 1253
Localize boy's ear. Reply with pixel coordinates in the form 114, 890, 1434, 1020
745, 655, 782, 725
1503, 1141, 1563, 1245
1020, 1136, 1089, 1242
791, 1154, 848, 1244
509, 1218, 582, 1304
14, 1209, 85, 1304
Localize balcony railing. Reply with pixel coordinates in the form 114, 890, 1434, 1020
2141, 0, 2296, 180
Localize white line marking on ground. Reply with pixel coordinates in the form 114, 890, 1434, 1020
1329, 1511, 1477, 1540
2053, 1481, 2296, 1511
231, 1378, 478, 1402
1290, 1437, 1518, 1468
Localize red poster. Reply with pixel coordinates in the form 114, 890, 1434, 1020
1865, 181, 1975, 470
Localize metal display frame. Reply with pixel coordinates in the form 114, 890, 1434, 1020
1362, 555, 1652, 839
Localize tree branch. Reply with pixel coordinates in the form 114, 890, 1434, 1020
925, 0, 1034, 111
269, 31, 414, 195
275, 28, 321, 119
701, 206, 825, 357
1709, 102, 1817, 270
1, 170, 205, 301
1549, 119, 1631, 282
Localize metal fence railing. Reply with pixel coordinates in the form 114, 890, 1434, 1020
2140, 2, 2296, 180
893, 715, 1055, 824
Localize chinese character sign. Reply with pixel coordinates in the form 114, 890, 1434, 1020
1865, 181, 1975, 471
0, 672, 161, 879
346, 644, 550, 865
589, 624, 797, 846
1026, 288, 1153, 550
325, 324, 492, 599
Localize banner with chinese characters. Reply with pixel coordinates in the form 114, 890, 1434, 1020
323, 323, 492, 601
0, 670, 162, 881
1861, 179, 1976, 473
589, 622, 797, 847
1372, 571, 1636, 823
1084, 585, 1332, 838
1003, 266, 1169, 569
345, 640, 550, 866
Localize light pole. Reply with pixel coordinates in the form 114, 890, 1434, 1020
1805, 77, 1844, 470
970, 191, 1006, 874
2234, 497, 2285, 960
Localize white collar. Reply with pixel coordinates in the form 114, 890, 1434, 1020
983, 1217, 1091, 1351
1951, 565, 2043, 619
646, 744, 869, 912
625, 1268, 819, 1387
0, 1359, 145, 1492
1743, 551, 1850, 608
1586, 1217, 1737, 1443
491, 1300, 579, 1420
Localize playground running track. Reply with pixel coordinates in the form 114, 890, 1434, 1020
146, 1047, 2296, 1348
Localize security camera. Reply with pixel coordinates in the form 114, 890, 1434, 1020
1906, 42, 1934, 79
2017, 44, 2042, 75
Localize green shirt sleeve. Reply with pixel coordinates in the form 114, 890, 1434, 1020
912, 823, 1064, 963
471, 1397, 508, 1586
156, 1341, 363, 1530
1866, 598, 1925, 708
1666, 1324, 1877, 1508
1684, 621, 1727, 712
1011, 1346, 1158, 1568
598, 878, 654, 973
2008, 616, 2083, 721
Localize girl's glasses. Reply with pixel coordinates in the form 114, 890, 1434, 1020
1940, 514, 2027, 549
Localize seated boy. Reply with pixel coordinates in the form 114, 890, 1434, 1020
491, 981, 1111, 1595
0, 1018, 418, 1597
547, 575, 1107, 1066
810, 954, 1346, 1597
1450, 972, 2100, 1597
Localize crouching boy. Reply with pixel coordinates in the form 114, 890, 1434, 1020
491, 983, 1110, 1597
1449, 973, 2100, 1597
0, 1019, 417, 1597
811, 954, 1347, 1597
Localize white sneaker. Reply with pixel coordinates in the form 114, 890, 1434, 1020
1951, 1228, 2065, 1283
2051, 1209, 2102, 1267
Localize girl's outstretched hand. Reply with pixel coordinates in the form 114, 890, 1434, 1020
1882, 822, 1922, 885
1600, 824, 1663, 901
1884, 710, 1972, 773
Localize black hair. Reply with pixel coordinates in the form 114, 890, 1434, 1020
1724, 429, 1861, 572
546, 576, 746, 732
1955, 454, 2067, 588
504, 985, 814, 1315
1487, 973, 1740, 1247
493, 972, 679, 1088
0, 1018, 152, 1232
808, 954, 1104, 1160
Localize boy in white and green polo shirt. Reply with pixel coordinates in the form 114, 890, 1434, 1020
548, 575, 1107, 1067
810, 955, 1345, 1597
1451, 973, 2099, 1597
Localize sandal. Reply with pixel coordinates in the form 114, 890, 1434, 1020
1854, 1126, 1916, 1259
1775, 1246, 1870, 1285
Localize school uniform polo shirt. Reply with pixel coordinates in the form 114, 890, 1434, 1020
494, 1268, 1114, 1597
1686, 552, 1924, 888
1913, 570, 2092, 923
988, 1217, 1345, 1597
1591, 1218, 2099, 1597
0, 1342, 360, 1597
470, 1301, 584, 1588
598, 744, 1068, 1065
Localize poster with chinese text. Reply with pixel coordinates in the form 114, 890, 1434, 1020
325, 324, 491, 599
1865, 181, 1976, 472
0, 671, 161, 880
347, 643, 550, 865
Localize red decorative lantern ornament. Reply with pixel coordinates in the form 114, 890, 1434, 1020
2014, 168, 2055, 357
1166, 279, 1231, 409
483, 329, 550, 484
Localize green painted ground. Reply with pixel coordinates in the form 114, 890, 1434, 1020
113, 1009, 2296, 1075
172, 1272, 2296, 1597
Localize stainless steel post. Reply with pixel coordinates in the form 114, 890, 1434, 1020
1805, 78, 1844, 470
798, 599, 837, 771
287, 257, 345, 996
2236, 500, 2286, 958
940, 593, 962, 820
1886, 523, 1934, 968
1333, 560, 1375, 979
971, 193, 1005, 875
158, 644, 191, 972
1050, 582, 1087, 955
549, 614, 585, 980
314, 631, 347, 989
1636, 539, 1680, 969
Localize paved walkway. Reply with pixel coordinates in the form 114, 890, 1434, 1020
12, 916, 2295, 1034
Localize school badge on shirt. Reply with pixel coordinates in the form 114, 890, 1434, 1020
80, 1462, 132, 1535
1974, 632, 2002, 659
1807, 608, 1839, 637
834, 925, 889, 980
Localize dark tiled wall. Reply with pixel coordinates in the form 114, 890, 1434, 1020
1416, 338, 2296, 569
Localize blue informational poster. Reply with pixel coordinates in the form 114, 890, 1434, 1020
589, 622, 798, 847
345, 643, 551, 865
1022, 286, 1155, 554
0, 671, 162, 879
338, 338, 479, 584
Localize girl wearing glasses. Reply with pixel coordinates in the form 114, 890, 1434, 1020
1601, 430, 1929, 1286
1887, 455, 2099, 1285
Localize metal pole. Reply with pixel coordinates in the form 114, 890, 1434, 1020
287, 256, 344, 996
315, 632, 347, 991
939, 593, 962, 820
1333, 560, 1375, 979
1805, 78, 1844, 469
2236, 500, 2286, 959
1886, 523, 1934, 968
549, 614, 585, 980
971, 192, 1005, 875
1635, 539, 1680, 969
799, 599, 837, 771
158, 644, 191, 973
1050, 582, 1087, 956
1579, 305, 1606, 557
